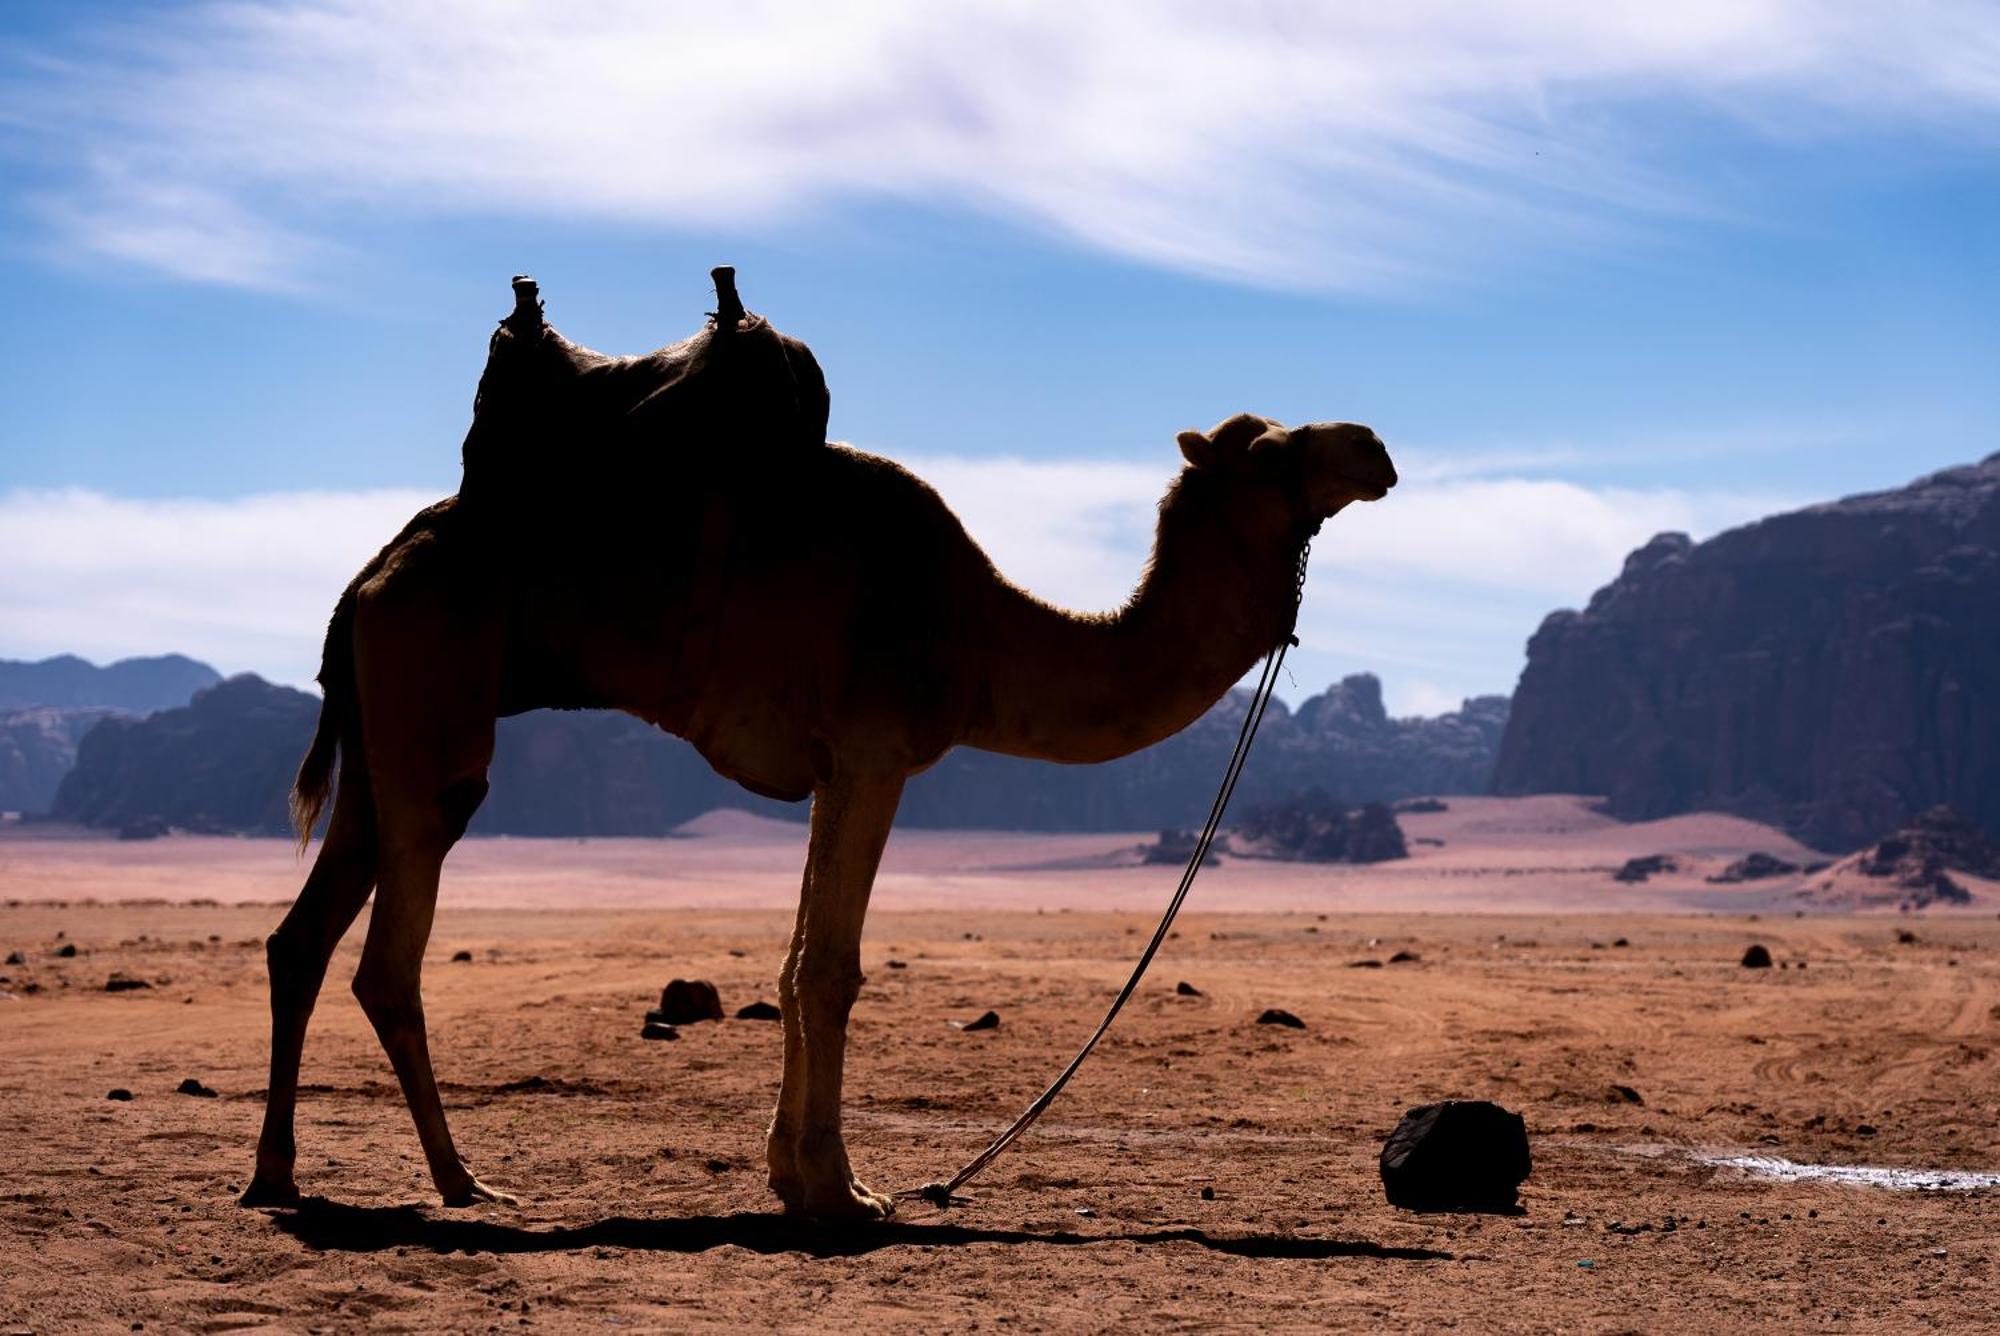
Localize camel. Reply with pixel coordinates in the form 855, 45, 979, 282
241, 281, 1397, 1220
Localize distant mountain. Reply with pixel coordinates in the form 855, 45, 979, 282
0, 706, 127, 814
0, 653, 222, 813
51, 670, 1507, 836
897, 674, 1508, 830
1493, 452, 2000, 850
0, 654, 220, 713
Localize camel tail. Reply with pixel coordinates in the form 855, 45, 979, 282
292, 588, 357, 851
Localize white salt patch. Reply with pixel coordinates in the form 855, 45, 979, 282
1697, 1153, 2000, 1192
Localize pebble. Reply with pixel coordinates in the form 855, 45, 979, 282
1346, 959, 1383, 970
1740, 944, 1773, 968
176, 1078, 218, 1098
106, 1089, 133, 1101
1200, 1185, 1215, 1200
55, 943, 78, 958
959, 1010, 1001, 1032
640, 1021, 680, 1041
1175, 981, 1203, 996
105, 973, 151, 992
734, 1001, 781, 1021
4, 950, 22, 965
886, 960, 907, 970
1255, 1008, 1306, 1029
450, 950, 473, 963
1387, 950, 1420, 964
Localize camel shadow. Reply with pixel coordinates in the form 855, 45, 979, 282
267, 1199, 1451, 1262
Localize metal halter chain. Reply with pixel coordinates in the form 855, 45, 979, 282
903, 524, 1318, 1209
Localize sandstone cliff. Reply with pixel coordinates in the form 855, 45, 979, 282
1493, 453, 2000, 849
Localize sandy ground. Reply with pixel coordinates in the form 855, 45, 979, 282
2, 800, 1998, 1331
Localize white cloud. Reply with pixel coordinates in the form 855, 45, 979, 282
0, 459, 1792, 713
0, 487, 440, 688
9, 1, 1998, 290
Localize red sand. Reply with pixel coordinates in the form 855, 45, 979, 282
2, 799, 1996, 1330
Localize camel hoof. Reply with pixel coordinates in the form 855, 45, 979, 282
441, 1176, 519, 1208
798, 1177, 895, 1222
238, 1174, 301, 1208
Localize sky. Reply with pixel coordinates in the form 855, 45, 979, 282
1, 2, 1996, 716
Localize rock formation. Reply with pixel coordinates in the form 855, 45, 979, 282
49, 670, 1504, 836
1494, 453, 2000, 850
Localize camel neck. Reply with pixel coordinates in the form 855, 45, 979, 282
962, 471, 1302, 764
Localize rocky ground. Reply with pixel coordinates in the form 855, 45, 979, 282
2, 884, 1997, 1332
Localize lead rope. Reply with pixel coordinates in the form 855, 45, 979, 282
900, 531, 1315, 1209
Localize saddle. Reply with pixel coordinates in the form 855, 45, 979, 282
459, 267, 830, 507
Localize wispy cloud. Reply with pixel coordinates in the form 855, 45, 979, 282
0, 459, 1792, 711
7, 1, 1997, 291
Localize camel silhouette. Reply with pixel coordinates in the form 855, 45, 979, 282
242, 275, 1397, 1219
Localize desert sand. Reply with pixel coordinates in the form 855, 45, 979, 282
2, 797, 1996, 1331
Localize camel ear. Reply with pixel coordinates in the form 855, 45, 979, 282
1177, 429, 1218, 470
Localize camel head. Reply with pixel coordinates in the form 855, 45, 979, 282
1175, 413, 1397, 520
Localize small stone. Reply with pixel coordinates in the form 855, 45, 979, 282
1740, 944, 1773, 968
176, 1078, 217, 1098
1607, 1084, 1644, 1105
640, 1021, 680, 1041
1175, 981, 1203, 996
1897, 929, 1918, 944
728, 949, 747, 958
1613, 938, 1630, 948
1347, 959, 1383, 969
55, 943, 77, 958
886, 960, 907, 970
1075, 1206, 1096, 1218
105, 973, 151, 992
4, 950, 22, 965
654, 979, 724, 1024
960, 1010, 1000, 1032
1387, 950, 1420, 964
1256, 1008, 1306, 1029
451, 949, 473, 963
107, 1088, 134, 1101
734, 1001, 781, 1021
1200, 1185, 1215, 1200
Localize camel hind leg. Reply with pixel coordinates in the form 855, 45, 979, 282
347, 567, 511, 1206
351, 767, 512, 1206
241, 762, 379, 1206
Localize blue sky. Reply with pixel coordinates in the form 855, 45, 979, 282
2, 3, 1996, 713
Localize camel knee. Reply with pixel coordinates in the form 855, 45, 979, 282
794, 953, 864, 1020
350, 965, 421, 1032
265, 930, 326, 1005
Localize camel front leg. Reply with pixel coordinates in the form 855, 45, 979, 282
771, 765, 903, 1220
764, 889, 811, 1211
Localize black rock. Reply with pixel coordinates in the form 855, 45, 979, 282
55, 943, 77, 958
640, 1021, 680, 1041
1613, 854, 1676, 884
4, 950, 22, 965
1380, 1099, 1531, 1213
106, 1088, 134, 1101
654, 979, 724, 1024
734, 1000, 781, 1021
450, 949, 473, 963
105, 973, 151, 992
1175, 981, 1203, 996
1388, 950, 1420, 964
1256, 1008, 1306, 1028
176, 1078, 217, 1098
1741, 944, 1774, 968
1707, 852, 1800, 884
886, 959, 907, 970
960, 1010, 1000, 1032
